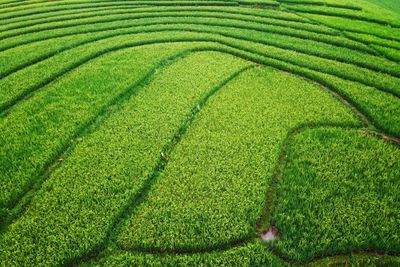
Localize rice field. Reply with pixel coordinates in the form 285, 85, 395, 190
0, 0, 399, 266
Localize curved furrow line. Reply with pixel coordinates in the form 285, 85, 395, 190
1, 19, 397, 85
3, 40, 398, 265
282, 6, 400, 29
345, 28, 400, 44
0, 0, 136, 10
256, 82, 373, 229
3, 32, 399, 142
0, 0, 160, 10
344, 32, 400, 52
262, 123, 399, 264
69, 49, 398, 265
82, 246, 400, 266
0, 0, 239, 12
276, 4, 400, 62
63, 64, 255, 266
0, 0, 26, 6
313, 17, 400, 44
2, 28, 399, 119
276, 6, 400, 67
256, 123, 399, 232
2, 38, 399, 226
271, 246, 400, 265
0, 5, 150, 25
277, 3, 400, 45
0, 5, 310, 28
0, 0, 238, 13
0, 8, 334, 36
0, 11, 340, 44
0, 13, 375, 56
1, 46, 217, 230
0, 11, 338, 40
0, 0, 29, 7
70, 121, 399, 266
0, 5, 133, 25
286, 11, 400, 65
0, 1, 239, 20
279, 0, 362, 11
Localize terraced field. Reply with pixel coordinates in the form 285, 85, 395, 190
0, 0, 399, 266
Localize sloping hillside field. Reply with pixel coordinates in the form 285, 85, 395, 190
0, 0, 399, 265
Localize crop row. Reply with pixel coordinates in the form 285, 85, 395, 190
1, 19, 397, 107
89, 246, 400, 266
117, 66, 359, 253
3, 26, 396, 124
278, 0, 361, 11
0, 4, 307, 27
0, 41, 200, 220
281, 3, 400, 28
1, 33, 398, 212
0, 0, 279, 22
0, 0, 396, 55
299, 13, 400, 42
0, 49, 252, 266
0, 51, 363, 266
0, 1, 399, 266
1, 18, 397, 85
0, 0, 238, 18
272, 127, 400, 260
0, 7, 336, 38
1, 10, 355, 53
0, 40, 396, 266
344, 31, 400, 51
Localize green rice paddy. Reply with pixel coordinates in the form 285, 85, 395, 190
0, 0, 399, 266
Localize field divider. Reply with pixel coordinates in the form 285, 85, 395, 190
261, 124, 400, 264
0, 5, 311, 28
0, 14, 377, 57
3, 32, 399, 136
0, 1, 240, 20
2, 19, 396, 82
60, 64, 256, 266
303, 17, 400, 44
2, 43, 399, 264
276, 5, 395, 56
0, 12, 344, 47
0, 47, 227, 230
0, 8, 331, 36
276, 1, 400, 45
0, 0, 240, 19
278, 0, 362, 11
344, 33, 400, 52
0, 0, 240, 13
342, 29, 400, 44
71, 122, 399, 266
2, 40, 399, 224
69, 52, 399, 265
281, 4, 400, 29
82, 246, 400, 266
2, 28, 399, 120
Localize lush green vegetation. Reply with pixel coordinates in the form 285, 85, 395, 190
273, 128, 400, 260
0, 0, 399, 266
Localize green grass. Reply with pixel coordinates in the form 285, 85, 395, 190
0, 50, 251, 266
0, 0, 399, 265
273, 128, 400, 260
117, 66, 359, 251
